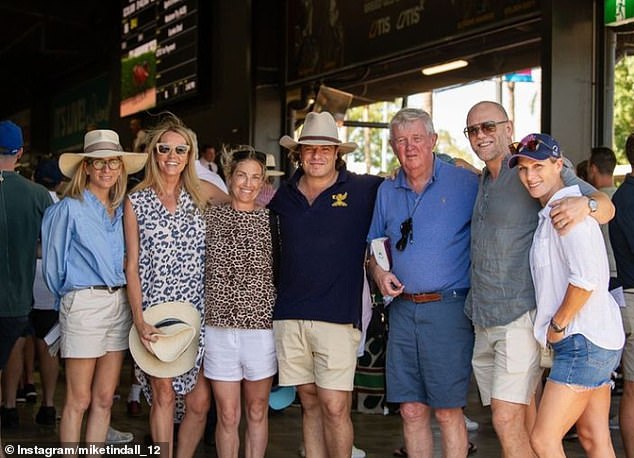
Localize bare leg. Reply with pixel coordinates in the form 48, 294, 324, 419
401, 402, 433, 458
85, 351, 125, 446
297, 384, 327, 458
491, 398, 534, 458
1, 337, 25, 409
35, 338, 59, 407
211, 380, 241, 458
176, 373, 210, 458
243, 376, 274, 458
22, 335, 35, 389
530, 381, 593, 458
149, 377, 176, 458
316, 387, 353, 458
60, 358, 98, 456
435, 407, 468, 458
619, 380, 634, 458
575, 385, 615, 458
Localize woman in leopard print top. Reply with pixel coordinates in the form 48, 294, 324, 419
203, 148, 276, 458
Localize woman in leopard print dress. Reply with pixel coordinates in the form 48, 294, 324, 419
203, 148, 276, 458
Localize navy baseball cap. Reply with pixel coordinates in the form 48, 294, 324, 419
0, 120, 24, 155
508, 133, 562, 168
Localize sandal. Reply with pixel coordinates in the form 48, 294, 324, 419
393, 446, 407, 457
468, 441, 478, 455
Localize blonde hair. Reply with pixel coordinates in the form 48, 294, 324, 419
63, 159, 128, 208
132, 113, 205, 209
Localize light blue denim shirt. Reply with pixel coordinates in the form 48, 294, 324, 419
41, 189, 125, 309
466, 158, 596, 327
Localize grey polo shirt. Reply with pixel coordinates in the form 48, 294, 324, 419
465, 157, 595, 328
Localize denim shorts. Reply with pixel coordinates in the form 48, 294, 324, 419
386, 294, 474, 408
548, 333, 622, 388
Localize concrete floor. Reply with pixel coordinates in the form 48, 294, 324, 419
1, 358, 627, 457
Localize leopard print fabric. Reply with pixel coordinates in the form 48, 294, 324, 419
204, 203, 275, 329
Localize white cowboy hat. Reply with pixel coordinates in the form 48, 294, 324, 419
129, 301, 201, 378
265, 153, 285, 177
279, 112, 357, 154
58, 129, 147, 178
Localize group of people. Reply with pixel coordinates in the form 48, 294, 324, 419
0, 97, 632, 458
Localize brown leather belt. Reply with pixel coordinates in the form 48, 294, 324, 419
91, 285, 123, 293
400, 292, 442, 303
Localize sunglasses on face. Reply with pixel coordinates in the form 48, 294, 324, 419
508, 139, 559, 156
463, 120, 508, 138
155, 143, 190, 155
395, 217, 413, 252
86, 158, 122, 170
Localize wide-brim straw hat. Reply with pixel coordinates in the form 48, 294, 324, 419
279, 112, 357, 154
59, 129, 147, 178
129, 301, 200, 378
265, 153, 285, 176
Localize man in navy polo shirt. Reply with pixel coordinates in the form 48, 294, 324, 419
610, 133, 634, 457
368, 108, 478, 458
269, 112, 382, 458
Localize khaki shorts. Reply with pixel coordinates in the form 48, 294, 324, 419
60, 288, 131, 358
273, 320, 361, 391
472, 311, 543, 406
622, 291, 634, 381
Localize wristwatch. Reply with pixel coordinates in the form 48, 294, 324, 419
549, 318, 566, 333
588, 197, 598, 213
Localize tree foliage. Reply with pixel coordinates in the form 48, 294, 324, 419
613, 56, 634, 163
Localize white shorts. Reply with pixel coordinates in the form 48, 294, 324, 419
203, 325, 277, 382
60, 287, 131, 358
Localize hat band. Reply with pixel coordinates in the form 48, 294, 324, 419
85, 141, 123, 154
298, 135, 342, 144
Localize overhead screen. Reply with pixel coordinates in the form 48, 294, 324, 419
120, 0, 199, 117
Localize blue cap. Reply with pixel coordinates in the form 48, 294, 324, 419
0, 120, 23, 155
268, 385, 296, 410
508, 133, 562, 168
34, 159, 64, 188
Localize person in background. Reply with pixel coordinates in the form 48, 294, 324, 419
30, 159, 64, 426
124, 114, 226, 458
41, 129, 147, 451
255, 153, 284, 207
509, 133, 624, 458
587, 146, 618, 285
463, 101, 614, 458
0, 121, 52, 457
199, 144, 219, 173
609, 133, 634, 458
203, 148, 276, 458
130, 117, 148, 153
368, 108, 478, 458
270, 112, 382, 458
576, 159, 589, 182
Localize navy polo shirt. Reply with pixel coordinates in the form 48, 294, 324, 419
610, 174, 634, 289
268, 166, 382, 326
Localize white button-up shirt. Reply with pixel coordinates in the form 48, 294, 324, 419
530, 185, 624, 350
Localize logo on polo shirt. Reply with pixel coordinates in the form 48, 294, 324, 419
331, 192, 348, 207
